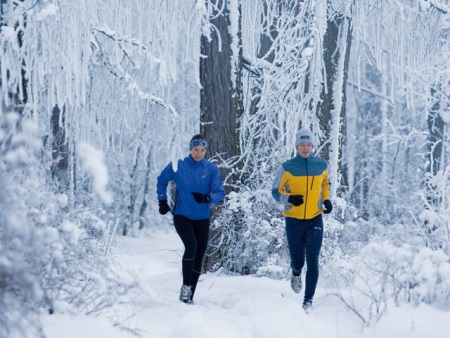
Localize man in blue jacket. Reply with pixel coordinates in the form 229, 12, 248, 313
157, 134, 225, 304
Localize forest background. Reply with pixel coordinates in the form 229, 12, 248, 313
1, 0, 449, 336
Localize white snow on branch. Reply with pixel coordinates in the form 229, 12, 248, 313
419, 0, 450, 13
35, 4, 58, 22
77, 143, 113, 204
439, 109, 450, 123
0, 26, 15, 39
301, 47, 313, 58
92, 26, 155, 59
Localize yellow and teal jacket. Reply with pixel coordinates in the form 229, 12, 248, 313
272, 154, 330, 220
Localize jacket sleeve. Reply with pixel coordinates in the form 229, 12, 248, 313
209, 165, 225, 205
321, 169, 331, 200
156, 162, 174, 201
271, 165, 289, 204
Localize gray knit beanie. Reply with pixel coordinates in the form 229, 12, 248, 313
295, 129, 314, 147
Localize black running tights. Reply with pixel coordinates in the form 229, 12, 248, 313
173, 215, 210, 299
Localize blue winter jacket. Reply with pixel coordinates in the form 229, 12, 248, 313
157, 155, 225, 220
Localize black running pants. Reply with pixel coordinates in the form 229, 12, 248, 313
173, 215, 210, 298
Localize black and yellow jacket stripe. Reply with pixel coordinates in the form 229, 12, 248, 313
272, 154, 330, 220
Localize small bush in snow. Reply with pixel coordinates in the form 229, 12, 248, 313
205, 190, 289, 276
328, 240, 450, 325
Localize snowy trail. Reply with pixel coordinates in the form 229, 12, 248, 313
108, 229, 356, 338
42, 228, 449, 338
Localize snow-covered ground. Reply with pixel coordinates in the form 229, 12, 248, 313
42, 228, 449, 338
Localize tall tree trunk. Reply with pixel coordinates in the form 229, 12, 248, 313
318, 13, 352, 198
426, 90, 445, 206
427, 94, 445, 177
139, 148, 153, 231
51, 105, 70, 191
200, 0, 243, 193
1, 0, 27, 114
123, 146, 141, 236
200, 0, 243, 272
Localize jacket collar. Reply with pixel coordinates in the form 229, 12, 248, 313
187, 155, 206, 165
296, 153, 313, 160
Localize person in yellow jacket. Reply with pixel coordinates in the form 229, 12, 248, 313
272, 128, 333, 313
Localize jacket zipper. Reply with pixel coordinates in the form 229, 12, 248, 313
304, 158, 308, 219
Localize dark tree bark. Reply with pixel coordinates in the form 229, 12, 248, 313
139, 149, 153, 230
123, 146, 141, 236
427, 95, 445, 176
318, 13, 352, 197
1, 0, 28, 114
200, 0, 244, 272
200, 0, 243, 193
248, 0, 277, 118
425, 90, 445, 208
51, 105, 70, 191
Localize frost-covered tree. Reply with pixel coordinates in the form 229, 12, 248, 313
1, 0, 449, 330
0, 0, 214, 333
345, 0, 449, 229
0, 0, 215, 235
204, 0, 353, 274
328, 0, 450, 320
319, 1, 353, 195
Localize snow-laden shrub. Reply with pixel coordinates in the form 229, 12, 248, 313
415, 167, 450, 252
205, 190, 289, 277
206, 190, 353, 279
410, 246, 450, 304
0, 112, 48, 336
328, 240, 450, 325
0, 112, 133, 336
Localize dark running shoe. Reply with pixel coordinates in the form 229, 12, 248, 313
302, 300, 313, 313
290, 274, 302, 294
179, 285, 192, 304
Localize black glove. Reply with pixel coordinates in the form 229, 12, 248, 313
288, 195, 304, 206
159, 200, 171, 215
191, 192, 210, 203
323, 200, 332, 214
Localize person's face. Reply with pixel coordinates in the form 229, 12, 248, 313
297, 142, 313, 158
190, 145, 207, 162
